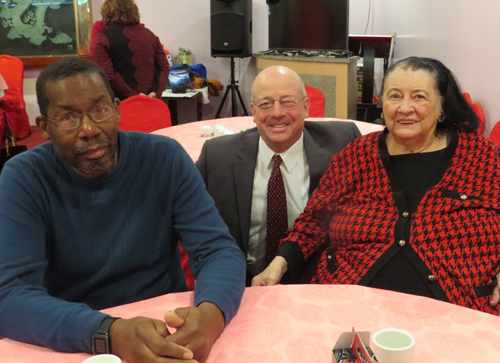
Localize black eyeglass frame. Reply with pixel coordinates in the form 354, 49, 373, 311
42, 104, 116, 131
252, 96, 307, 112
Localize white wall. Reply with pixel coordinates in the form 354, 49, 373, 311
22, 0, 500, 133
348, 0, 386, 98
349, 0, 382, 35
376, 0, 500, 135
134, 0, 269, 122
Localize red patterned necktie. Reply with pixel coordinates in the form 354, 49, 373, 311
265, 154, 288, 265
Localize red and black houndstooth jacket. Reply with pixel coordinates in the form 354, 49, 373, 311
279, 130, 500, 315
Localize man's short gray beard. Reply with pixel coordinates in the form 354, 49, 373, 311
73, 157, 115, 174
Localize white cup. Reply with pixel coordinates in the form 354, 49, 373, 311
82, 354, 122, 363
200, 125, 213, 137
372, 328, 415, 363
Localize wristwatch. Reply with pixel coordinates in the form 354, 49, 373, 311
92, 316, 120, 355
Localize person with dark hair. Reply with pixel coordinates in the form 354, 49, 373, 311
253, 57, 500, 315
0, 57, 245, 363
93, 0, 169, 100
35, 57, 115, 117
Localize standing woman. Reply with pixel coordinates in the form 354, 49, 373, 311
93, 0, 169, 100
254, 57, 500, 315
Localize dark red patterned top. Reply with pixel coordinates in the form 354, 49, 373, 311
94, 24, 169, 100
278, 130, 500, 315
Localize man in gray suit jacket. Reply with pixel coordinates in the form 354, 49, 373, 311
197, 66, 360, 284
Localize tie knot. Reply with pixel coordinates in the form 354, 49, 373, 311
273, 154, 283, 168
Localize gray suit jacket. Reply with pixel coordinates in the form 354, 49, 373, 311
197, 121, 361, 257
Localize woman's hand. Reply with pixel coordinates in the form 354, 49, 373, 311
251, 256, 288, 286
138, 92, 157, 97
490, 272, 500, 306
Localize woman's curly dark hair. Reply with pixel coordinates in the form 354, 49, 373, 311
381, 57, 479, 133
101, 0, 140, 26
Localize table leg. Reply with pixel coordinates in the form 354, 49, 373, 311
167, 99, 179, 126
361, 44, 375, 104
196, 93, 202, 121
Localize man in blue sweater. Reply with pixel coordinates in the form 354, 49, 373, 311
0, 58, 246, 363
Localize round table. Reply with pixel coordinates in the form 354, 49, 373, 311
1, 284, 499, 363
151, 116, 385, 161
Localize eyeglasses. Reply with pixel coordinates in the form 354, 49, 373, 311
43, 104, 115, 130
253, 96, 305, 112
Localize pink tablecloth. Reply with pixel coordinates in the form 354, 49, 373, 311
1, 284, 499, 363
151, 116, 384, 161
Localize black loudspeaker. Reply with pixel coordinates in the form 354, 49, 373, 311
211, 0, 252, 58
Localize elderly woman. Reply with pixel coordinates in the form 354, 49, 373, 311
254, 57, 500, 315
93, 0, 169, 100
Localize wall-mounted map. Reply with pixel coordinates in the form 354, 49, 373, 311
0, 0, 91, 57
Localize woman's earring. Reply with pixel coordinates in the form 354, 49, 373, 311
438, 112, 445, 123
381, 113, 384, 120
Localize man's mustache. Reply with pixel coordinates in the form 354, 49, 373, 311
73, 139, 111, 154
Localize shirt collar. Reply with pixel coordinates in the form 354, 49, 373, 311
258, 133, 304, 172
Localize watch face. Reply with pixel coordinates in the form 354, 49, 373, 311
93, 317, 118, 354
93, 335, 109, 354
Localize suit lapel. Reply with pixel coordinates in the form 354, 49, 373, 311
304, 128, 331, 196
233, 130, 259, 253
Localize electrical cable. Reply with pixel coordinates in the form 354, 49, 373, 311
237, 58, 240, 114
364, 0, 372, 35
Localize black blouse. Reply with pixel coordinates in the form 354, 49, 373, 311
368, 132, 456, 299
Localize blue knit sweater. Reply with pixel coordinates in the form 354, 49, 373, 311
0, 131, 245, 352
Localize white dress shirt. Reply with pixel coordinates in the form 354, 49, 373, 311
247, 134, 309, 275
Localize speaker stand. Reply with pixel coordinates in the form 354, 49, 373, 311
215, 57, 249, 118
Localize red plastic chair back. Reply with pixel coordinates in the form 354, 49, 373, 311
304, 84, 326, 118
463, 92, 486, 134
179, 244, 195, 291
489, 121, 500, 147
0, 110, 4, 139
118, 95, 172, 133
0, 55, 30, 139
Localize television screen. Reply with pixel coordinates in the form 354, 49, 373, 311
268, 0, 349, 51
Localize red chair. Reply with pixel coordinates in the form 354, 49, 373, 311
118, 95, 172, 133
463, 92, 486, 134
0, 109, 4, 139
0, 55, 30, 139
179, 244, 195, 291
304, 84, 326, 118
489, 121, 500, 147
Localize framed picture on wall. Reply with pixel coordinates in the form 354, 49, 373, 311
0, 0, 93, 57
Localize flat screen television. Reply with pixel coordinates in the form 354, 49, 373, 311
268, 0, 349, 51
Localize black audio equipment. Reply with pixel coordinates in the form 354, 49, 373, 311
211, 0, 252, 58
